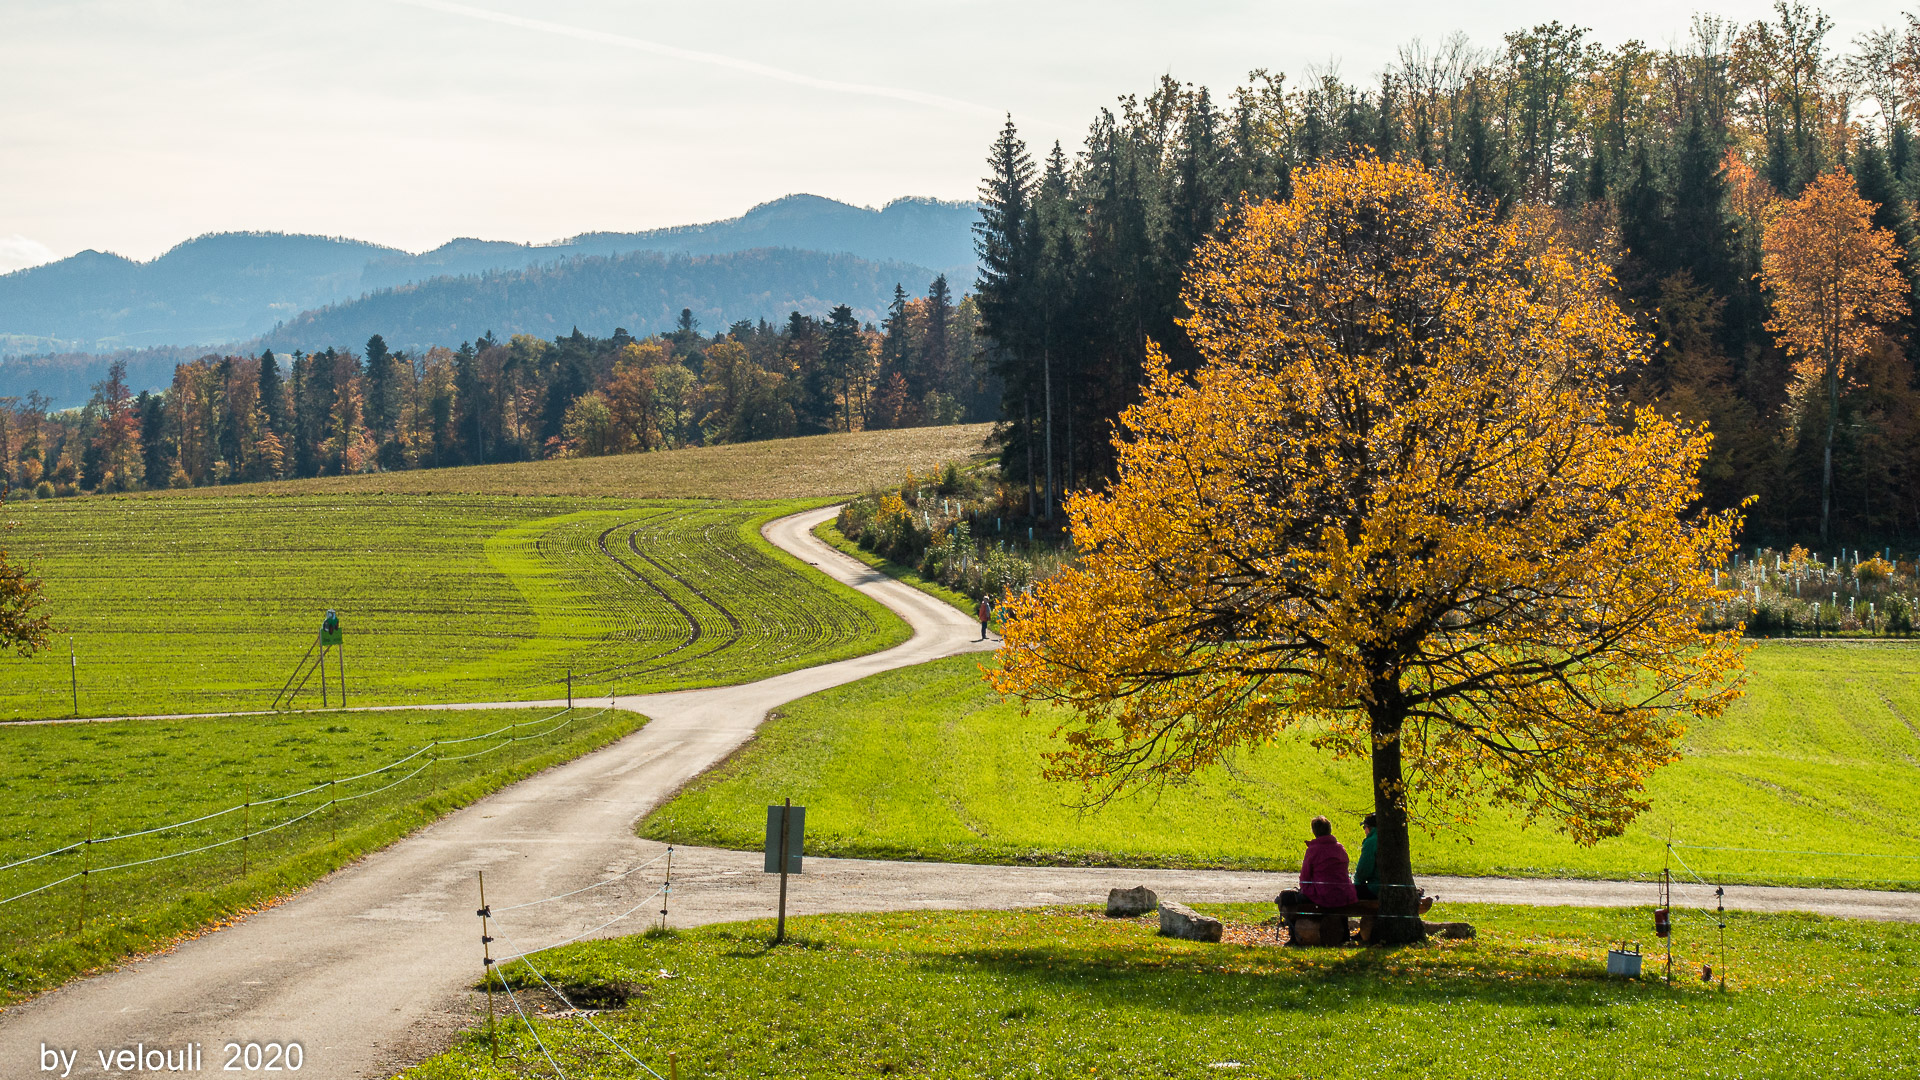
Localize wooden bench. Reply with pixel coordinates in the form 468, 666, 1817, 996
1277, 898, 1379, 946
1279, 893, 1463, 946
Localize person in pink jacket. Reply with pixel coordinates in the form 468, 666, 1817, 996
1298, 816, 1359, 908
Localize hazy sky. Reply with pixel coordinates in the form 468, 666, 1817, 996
0, 0, 1896, 271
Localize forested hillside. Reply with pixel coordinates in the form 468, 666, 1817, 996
974, 8, 1920, 546
0, 194, 976, 358
255, 248, 943, 356
1, 276, 989, 495
0, 234, 401, 353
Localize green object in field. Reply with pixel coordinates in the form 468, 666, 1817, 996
320, 610, 343, 646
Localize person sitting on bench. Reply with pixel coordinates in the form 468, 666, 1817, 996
1300, 815, 1357, 908
1353, 813, 1379, 900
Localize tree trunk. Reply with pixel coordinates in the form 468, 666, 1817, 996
1822, 357, 1837, 545
1369, 685, 1426, 944
1043, 345, 1055, 522
1024, 393, 1035, 518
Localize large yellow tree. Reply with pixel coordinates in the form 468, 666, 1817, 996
1760, 170, 1907, 545
991, 159, 1745, 941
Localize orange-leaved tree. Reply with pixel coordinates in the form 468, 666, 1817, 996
989, 158, 1746, 942
0, 496, 51, 656
1760, 169, 1907, 545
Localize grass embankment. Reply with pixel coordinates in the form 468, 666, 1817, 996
0, 705, 642, 1005
813, 518, 974, 613
402, 904, 1920, 1079
119, 424, 994, 500
643, 644, 1920, 889
1, 496, 906, 719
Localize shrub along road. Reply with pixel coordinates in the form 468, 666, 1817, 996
1, 506, 1915, 1080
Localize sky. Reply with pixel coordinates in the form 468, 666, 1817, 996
0, 0, 1897, 272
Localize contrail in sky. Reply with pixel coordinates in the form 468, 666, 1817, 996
392, 0, 1003, 118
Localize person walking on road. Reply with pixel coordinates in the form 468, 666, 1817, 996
975, 594, 996, 641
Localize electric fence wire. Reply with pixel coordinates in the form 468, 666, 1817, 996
0, 707, 613, 909
488, 926, 669, 1080
1670, 842, 1920, 860
0, 705, 589, 875
494, 886, 668, 965
1651, 833, 1920, 888
496, 967, 570, 1079
493, 851, 670, 914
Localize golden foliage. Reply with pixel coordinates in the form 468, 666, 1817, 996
1761, 169, 1907, 395
990, 158, 1746, 847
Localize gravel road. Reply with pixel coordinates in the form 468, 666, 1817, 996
2, 505, 1913, 1080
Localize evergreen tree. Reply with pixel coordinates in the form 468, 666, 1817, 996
1667, 110, 1737, 297
364, 334, 398, 438
787, 311, 835, 434
1169, 88, 1225, 266
1616, 143, 1667, 300
975, 116, 1035, 365
819, 306, 865, 432
137, 390, 169, 490
452, 341, 485, 464
1853, 134, 1920, 318
1456, 81, 1513, 210
257, 349, 287, 440
919, 274, 953, 406
871, 286, 913, 428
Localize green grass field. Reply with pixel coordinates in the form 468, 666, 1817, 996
0, 495, 906, 719
641, 643, 1920, 889
0, 705, 642, 1004
401, 904, 1920, 1079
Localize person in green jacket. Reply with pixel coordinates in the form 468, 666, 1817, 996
1353, 813, 1379, 900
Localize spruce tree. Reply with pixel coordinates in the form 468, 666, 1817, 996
1456, 82, 1513, 210
137, 390, 169, 490
1853, 135, 1920, 307
453, 342, 484, 465
975, 117, 1034, 361
919, 275, 953, 407
1169, 89, 1225, 264
257, 349, 287, 439
1667, 109, 1738, 300
820, 305, 865, 432
1616, 143, 1667, 300
976, 116, 1036, 482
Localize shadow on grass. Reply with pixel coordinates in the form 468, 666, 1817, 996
917, 941, 1675, 1014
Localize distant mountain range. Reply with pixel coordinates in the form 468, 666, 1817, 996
0, 194, 977, 356
256, 247, 948, 356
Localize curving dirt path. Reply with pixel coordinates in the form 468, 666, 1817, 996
0, 506, 991, 1078
3, 506, 1916, 1080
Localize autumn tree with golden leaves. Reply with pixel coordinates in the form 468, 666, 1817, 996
1760, 170, 1907, 545
990, 159, 1746, 942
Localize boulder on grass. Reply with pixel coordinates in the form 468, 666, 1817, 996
1106, 886, 1159, 918
1158, 901, 1223, 943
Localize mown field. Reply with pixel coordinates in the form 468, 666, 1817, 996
0, 495, 906, 719
0, 705, 641, 1004
402, 904, 1919, 1080
642, 643, 1920, 890
124, 424, 993, 500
